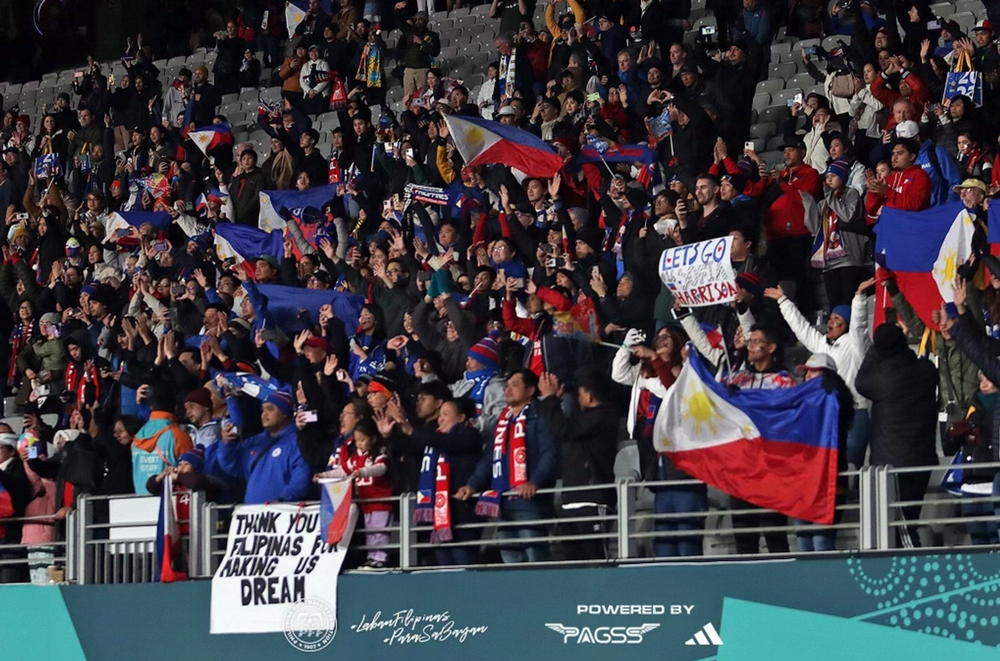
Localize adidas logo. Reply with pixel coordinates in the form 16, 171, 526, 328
685, 622, 724, 646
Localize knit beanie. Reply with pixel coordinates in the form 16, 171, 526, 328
830, 304, 852, 325
184, 387, 213, 411
263, 389, 293, 416
824, 159, 850, 184
179, 446, 205, 473
467, 332, 500, 370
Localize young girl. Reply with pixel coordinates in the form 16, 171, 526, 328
315, 418, 392, 569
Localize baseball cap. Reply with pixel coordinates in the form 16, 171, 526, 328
973, 19, 994, 32
257, 255, 279, 269
953, 178, 987, 194
895, 120, 920, 139
796, 353, 837, 373
497, 105, 516, 117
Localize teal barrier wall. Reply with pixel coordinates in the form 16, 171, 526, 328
4, 552, 1000, 661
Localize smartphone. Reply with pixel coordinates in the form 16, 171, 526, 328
171, 283, 186, 297
116, 228, 131, 238
927, 19, 942, 30
383, 142, 393, 153
301, 410, 318, 423
74, 71, 84, 79
700, 25, 716, 36
586, 92, 600, 102
793, 92, 804, 105
744, 141, 755, 152
153, 241, 169, 253
803, 45, 817, 56
417, 271, 432, 283
15, 212, 29, 221
545, 258, 557, 268
706, 49, 720, 58
786, 97, 797, 107
405, 148, 414, 159
540, 243, 553, 255
261, 10, 269, 29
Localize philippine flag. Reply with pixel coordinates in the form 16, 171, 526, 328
188, 122, 234, 156
319, 478, 353, 546
285, 0, 332, 38
0, 479, 13, 520
258, 185, 339, 232
442, 114, 563, 179
654, 351, 841, 524
256, 283, 365, 333
214, 223, 283, 278
105, 211, 172, 236
155, 474, 188, 583
196, 188, 229, 213
873, 202, 975, 330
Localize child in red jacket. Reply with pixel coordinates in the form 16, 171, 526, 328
316, 418, 392, 569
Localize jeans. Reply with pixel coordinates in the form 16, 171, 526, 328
497, 508, 550, 563
653, 487, 708, 557
847, 409, 870, 469
731, 496, 789, 554
894, 472, 930, 548
963, 492, 999, 545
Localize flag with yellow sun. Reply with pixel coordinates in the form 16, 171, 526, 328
654, 352, 841, 524
874, 202, 975, 331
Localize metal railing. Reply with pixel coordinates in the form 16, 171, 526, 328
15, 461, 1000, 584
0, 512, 70, 584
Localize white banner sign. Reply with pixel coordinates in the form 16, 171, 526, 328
658, 236, 738, 307
210, 503, 359, 635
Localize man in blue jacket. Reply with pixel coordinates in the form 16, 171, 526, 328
216, 390, 311, 504
915, 134, 962, 207
456, 369, 559, 563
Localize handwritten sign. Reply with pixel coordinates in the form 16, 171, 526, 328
658, 237, 738, 307
210, 503, 358, 634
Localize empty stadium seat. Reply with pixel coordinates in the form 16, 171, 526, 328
749, 122, 777, 139
786, 73, 816, 91
758, 105, 791, 125
752, 92, 772, 113
756, 79, 783, 95
768, 63, 797, 81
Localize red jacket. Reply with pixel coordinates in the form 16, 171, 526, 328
336, 445, 392, 512
865, 164, 932, 215
750, 163, 821, 239
870, 72, 927, 131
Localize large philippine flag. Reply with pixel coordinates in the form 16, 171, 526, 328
653, 351, 840, 524
874, 202, 975, 330
442, 114, 563, 179
105, 211, 172, 235
319, 478, 353, 546
214, 222, 283, 278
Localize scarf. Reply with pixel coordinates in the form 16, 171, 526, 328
959, 147, 987, 176
65, 360, 100, 407
9, 323, 33, 386
463, 367, 497, 414
810, 205, 848, 268
475, 404, 528, 518
414, 443, 453, 542
498, 49, 517, 102
356, 42, 382, 88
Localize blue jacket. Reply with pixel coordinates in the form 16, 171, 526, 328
742, 6, 771, 45
467, 400, 560, 513
214, 423, 311, 504
916, 141, 962, 207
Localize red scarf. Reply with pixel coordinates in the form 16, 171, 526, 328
475, 405, 528, 518
431, 453, 452, 543
64, 360, 99, 406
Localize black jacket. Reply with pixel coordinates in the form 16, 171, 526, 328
855, 345, 938, 467
538, 397, 618, 506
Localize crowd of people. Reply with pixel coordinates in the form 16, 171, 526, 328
0, 0, 999, 582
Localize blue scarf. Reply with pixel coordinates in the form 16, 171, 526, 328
464, 367, 497, 415
476, 405, 529, 518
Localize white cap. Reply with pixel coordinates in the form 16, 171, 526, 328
796, 353, 837, 373
497, 105, 516, 117
0, 433, 17, 448
895, 120, 920, 139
